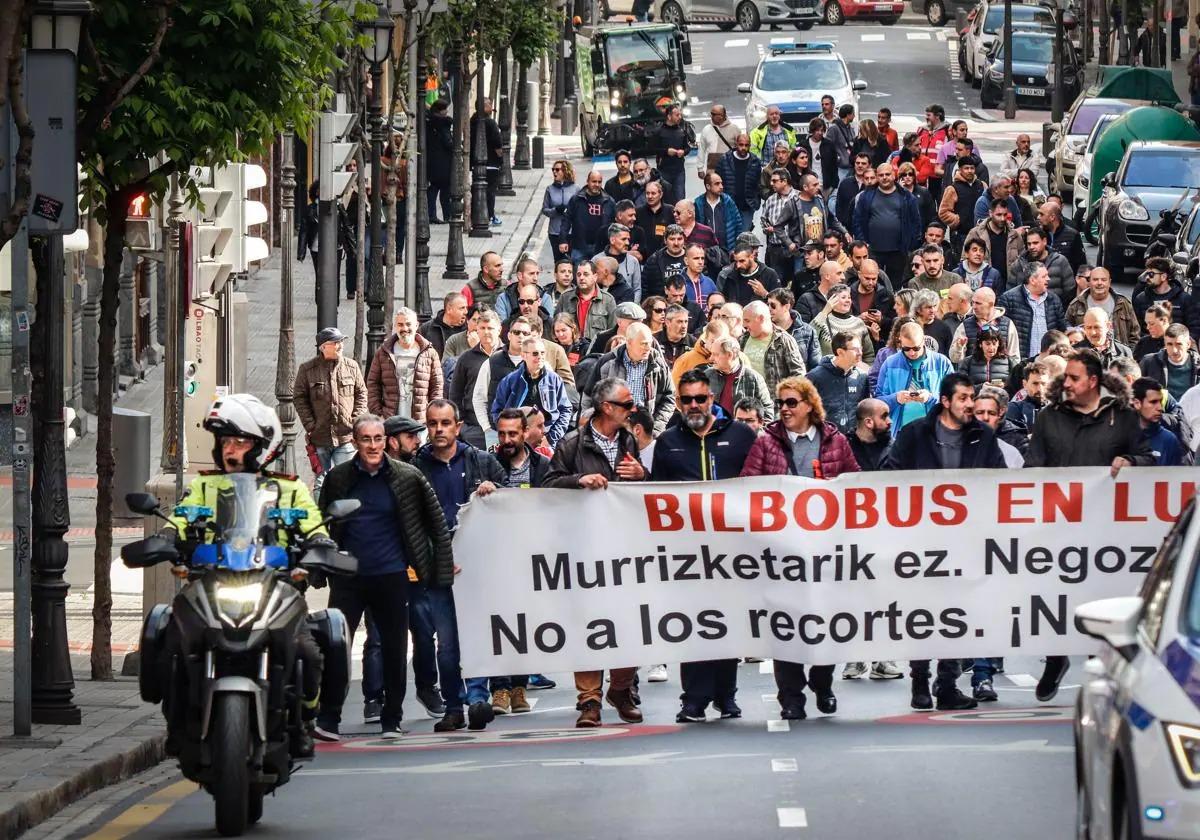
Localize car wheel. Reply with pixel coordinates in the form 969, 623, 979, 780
880, 14, 899, 23
737, 1, 762, 30
794, 19, 816, 28
660, 0, 685, 27
823, 1, 844, 25
926, 0, 945, 25
717, 20, 737, 30
581, 124, 595, 159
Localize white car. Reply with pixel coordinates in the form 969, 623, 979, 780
959, 0, 1055, 87
1072, 112, 1121, 230
736, 40, 865, 134
1074, 499, 1200, 840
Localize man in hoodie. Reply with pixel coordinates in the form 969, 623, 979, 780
937, 157, 986, 262
693, 172, 744, 252
952, 239, 1002, 292
563, 171, 616, 263
1133, 256, 1200, 341
807, 331, 868, 435
655, 369, 758, 723
715, 133, 763, 223
1025, 349, 1155, 702
1132, 377, 1187, 466
1066, 266, 1140, 347
1009, 227, 1075, 306
592, 223, 643, 301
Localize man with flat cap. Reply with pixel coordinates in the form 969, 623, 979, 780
294, 326, 367, 493
385, 415, 426, 463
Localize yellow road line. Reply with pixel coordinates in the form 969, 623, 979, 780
82, 779, 196, 840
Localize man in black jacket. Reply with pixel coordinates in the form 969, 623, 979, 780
653, 104, 692, 204
418, 291, 468, 357
885, 374, 1005, 712
414, 399, 507, 732
317, 414, 455, 741
652, 370, 758, 723
1037, 199, 1087, 273
635, 181, 673, 258
425, 99, 454, 223
806, 118, 841, 194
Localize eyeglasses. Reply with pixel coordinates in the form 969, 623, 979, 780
678, 394, 711, 405
510, 330, 531, 338
604, 399, 636, 411
901, 345, 923, 354
774, 397, 803, 409
519, 298, 539, 305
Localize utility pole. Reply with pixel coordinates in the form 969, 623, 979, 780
1099, 0, 1111, 64
497, 47, 516, 196
274, 128, 299, 475
515, 60, 531, 170
415, 33, 433, 320
1051, 0, 1066, 124
444, 40, 468, 279
1002, 0, 1016, 119
366, 41, 391, 361
9, 217, 34, 738
469, 33, 493, 237
538, 53, 551, 136
404, 1, 420, 313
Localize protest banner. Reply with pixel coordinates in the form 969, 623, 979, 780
452, 468, 1196, 677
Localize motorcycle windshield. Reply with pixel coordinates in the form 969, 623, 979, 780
208, 473, 283, 572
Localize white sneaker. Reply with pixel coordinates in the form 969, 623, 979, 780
841, 662, 867, 680
647, 664, 668, 683
869, 661, 904, 680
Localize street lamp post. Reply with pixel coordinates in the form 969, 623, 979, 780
469, 37, 493, 237
414, 35, 432, 320
497, 48, 516, 197
274, 127, 298, 474
28, 0, 89, 728
1002, 0, 1016, 119
514, 61, 531, 169
1051, 0, 1066, 125
360, 4, 395, 363
444, 41, 468, 279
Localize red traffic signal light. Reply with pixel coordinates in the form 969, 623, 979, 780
128, 192, 151, 219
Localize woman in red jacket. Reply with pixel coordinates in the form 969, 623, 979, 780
739, 376, 859, 722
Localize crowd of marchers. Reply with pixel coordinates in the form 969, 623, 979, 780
287, 99, 1199, 738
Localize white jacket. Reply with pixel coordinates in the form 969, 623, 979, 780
697, 121, 741, 173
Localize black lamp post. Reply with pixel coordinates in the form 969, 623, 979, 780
497, 47, 516, 197
415, 36, 432, 320
1051, 0, 1066, 125
444, 41, 468, 278
1002, 0, 1016, 119
360, 3, 395, 363
514, 60, 531, 170
29, 0, 89, 727
469, 35, 492, 237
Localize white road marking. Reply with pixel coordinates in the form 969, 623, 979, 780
1005, 673, 1038, 687
767, 719, 790, 732
777, 807, 808, 828
762, 693, 776, 704
906, 31, 931, 39
759, 659, 775, 674
725, 38, 749, 47
772, 758, 799, 772
861, 33, 885, 41
937, 29, 948, 40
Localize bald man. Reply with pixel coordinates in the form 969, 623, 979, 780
715, 132, 764, 221
674, 200, 719, 252
943, 283, 973, 327
950, 287, 1021, 364
796, 261, 846, 323
1081, 307, 1134, 368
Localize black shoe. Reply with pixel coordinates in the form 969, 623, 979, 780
1036, 657, 1070, 702
291, 723, 315, 759
935, 688, 978, 711
815, 691, 837, 715
675, 705, 706, 723
417, 686, 446, 717
780, 705, 807, 721
973, 680, 998, 702
527, 674, 557, 690
911, 678, 933, 711
714, 698, 742, 719
467, 701, 495, 731
363, 700, 382, 724
433, 710, 466, 732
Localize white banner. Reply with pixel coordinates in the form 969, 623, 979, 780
451, 469, 1196, 677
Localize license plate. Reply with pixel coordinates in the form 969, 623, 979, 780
874, 3, 892, 9
1016, 86, 1045, 96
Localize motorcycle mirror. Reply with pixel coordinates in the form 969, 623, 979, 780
300, 545, 359, 576
120, 535, 180, 569
325, 499, 362, 522
126, 492, 164, 517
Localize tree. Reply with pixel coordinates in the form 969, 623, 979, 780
76, 0, 365, 678
0, 0, 32, 254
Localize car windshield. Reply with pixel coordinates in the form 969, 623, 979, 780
983, 3, 1054, 33
1123, 150, 1200, 189
996, 35, 1053, 64
757, 58, 848, 92
1069, 101, 1134, 135
605, 31, 678, 118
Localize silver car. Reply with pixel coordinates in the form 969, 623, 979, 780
1098, 141, 1200, 277
600, 0, 820, 30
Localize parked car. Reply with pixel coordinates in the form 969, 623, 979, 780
1074, 497, 1200, 840
1072, 112, 1121, 231
600, 0, 821, 30
1049, 97, 1141, 197
821, 0, 905, 26
737, 40, 865, 134
912, 0, 975, 26
1098, 141, 1200, 277
1169, 200, 1200, 289
959, 0, 1056, 86
978, 29, 1081, 111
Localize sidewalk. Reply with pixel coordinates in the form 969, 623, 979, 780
0, 150, 561, 837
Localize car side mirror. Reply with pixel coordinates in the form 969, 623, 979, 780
736, 82, 751, 94
852, 79, 867, 92
1074, 596, 1141, 661
680, 39, 693, 65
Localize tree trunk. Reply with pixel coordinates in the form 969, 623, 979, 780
91, 201, 127, 680
353, 144, 367, 361
384, 155, 397, 326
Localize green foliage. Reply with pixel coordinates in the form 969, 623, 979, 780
79, 0, 373, 214
428, 0, 557, 66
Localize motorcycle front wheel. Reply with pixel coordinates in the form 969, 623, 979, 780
211, 694, 251, 837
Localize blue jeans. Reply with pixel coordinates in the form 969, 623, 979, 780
465, 675, 528, 705
970, 657, 1000, 687
409, 585, 465, 712
362, 612, 383, 702
314, 442, 354, 496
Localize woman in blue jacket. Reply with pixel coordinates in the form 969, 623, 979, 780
541, 159, 580, 257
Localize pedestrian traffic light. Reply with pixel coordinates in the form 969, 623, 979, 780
183, 361, 199, 398
125, 190, 160, 251
319, 97, 358, 202
190, 174, 234, 300
213, 162, 269, 273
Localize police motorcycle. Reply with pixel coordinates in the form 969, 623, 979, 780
122, 474, 359, 836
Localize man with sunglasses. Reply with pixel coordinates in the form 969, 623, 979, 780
1132, 256, 1199, 340
652, 369, 758, 723
545, 378, 647, 728
873, 321, 954, 438
761, 169, 801, 289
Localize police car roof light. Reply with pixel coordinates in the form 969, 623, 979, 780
768, 39, 836, 55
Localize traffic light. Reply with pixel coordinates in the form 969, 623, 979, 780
213, 163, 269, 273
319, 96, 358, 202
183, 361, 199, 398
125, 189, 160, 251
190, 172, 234, 300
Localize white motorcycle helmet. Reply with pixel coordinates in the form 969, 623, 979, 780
203, 394, 284, 472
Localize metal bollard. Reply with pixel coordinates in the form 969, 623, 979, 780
533, 136, 545, 170
560, 99, 578, 143
112, 407, 151, 520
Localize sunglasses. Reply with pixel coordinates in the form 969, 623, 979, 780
519, 298, 539, 304
901, 345, 923, 354
678, 394, 711, 405
652, 307, 666, 314
774, 397, 803, 409
510, 330, 531, 338
552, 165, 564, 171
605, 399, 636, 411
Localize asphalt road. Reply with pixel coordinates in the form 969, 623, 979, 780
57, 656, 1078, 840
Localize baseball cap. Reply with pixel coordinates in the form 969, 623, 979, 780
316, 327, 347, 346
614, 302, 647, 321
384, 415, 426, 437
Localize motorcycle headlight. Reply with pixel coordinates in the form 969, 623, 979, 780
1165, 722, 1200, 787
215, 581, 264, 627
1118, 199, 1149, 222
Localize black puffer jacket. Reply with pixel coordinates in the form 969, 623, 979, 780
320, 456, 455, 588
1024, 372, 1155, 468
